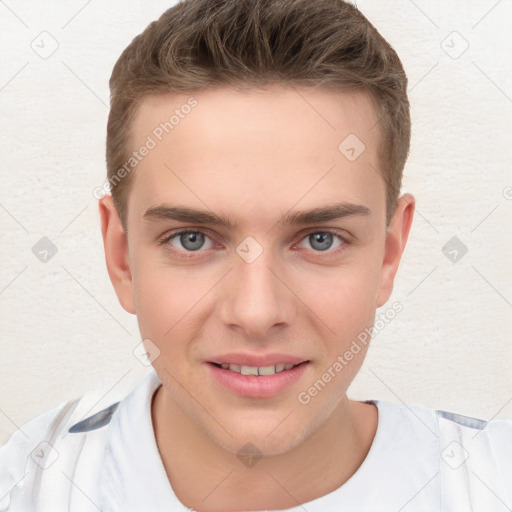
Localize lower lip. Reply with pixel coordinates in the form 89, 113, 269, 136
206, 362, 309, 398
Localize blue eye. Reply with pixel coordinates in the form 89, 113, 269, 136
167, 231, 213, 252
299, 232, 345, 252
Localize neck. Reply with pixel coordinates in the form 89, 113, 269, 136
152, 385, 378, 512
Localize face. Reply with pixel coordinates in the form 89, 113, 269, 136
100, 85, 414, 456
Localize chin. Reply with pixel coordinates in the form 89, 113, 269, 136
206, 418, 311, 458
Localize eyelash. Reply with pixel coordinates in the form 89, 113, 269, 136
157, 228, 351, 259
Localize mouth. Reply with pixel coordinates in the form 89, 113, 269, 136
209, 361, 307, 375
206, 359, 310, 398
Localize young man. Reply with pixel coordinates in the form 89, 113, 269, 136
1, 0, 510, 510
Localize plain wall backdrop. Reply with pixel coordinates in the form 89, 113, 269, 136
1, 0, 511, 445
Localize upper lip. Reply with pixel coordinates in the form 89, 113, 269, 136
208, 353, 308, 367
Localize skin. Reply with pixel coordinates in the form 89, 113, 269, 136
99, 85, 414, 511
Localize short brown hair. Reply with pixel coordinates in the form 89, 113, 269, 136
106, 0, 410, 228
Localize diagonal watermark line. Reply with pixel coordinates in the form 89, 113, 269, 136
0, 203, 29, 232
61, 471, 102, 511
471, 470, 512, 510
409, 62, 439, 94
79, 369, 131, 422
0, 0, 29, 28
266, 163, 337, 235
398, 472, 439, 511
472, 61, 512, 104
265, 410, 294, 438
284, 78, 337, 131
369, 368, 439, 438
407, 0, 439, 29
163, 163, 219, 217
265, 470, 309, 512
369, 109, 386, 132
60, 265, 132, 334
61, 0, 93, 29
0, 61, 29, 92
0, 472, 30, 503
164, 367, 234, 438
472, 266, 512, 308
472, 0, 504, 30
367, 162, 390, 191
164, 267, 233, 337
482, 395, 512, 427
471, 204, 499, 232
415, 209, 439, 234
62, 369, 131, 441
0, 407, 29, 438
0, 266, 28, 296
201, 469, 235, 503
407, 266, 437, 297
61, 61, 108, 108
472, 395, 512, 440
266, 266, 336, 335
61, 205, 88, 233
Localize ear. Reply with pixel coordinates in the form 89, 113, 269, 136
376, 193, 415, 307
98, 195, 136, 314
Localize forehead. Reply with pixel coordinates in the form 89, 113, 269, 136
127, 86, 385, 227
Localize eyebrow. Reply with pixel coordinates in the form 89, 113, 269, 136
143, 202, 371, 229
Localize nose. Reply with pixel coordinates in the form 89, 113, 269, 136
218, 244, 296, 341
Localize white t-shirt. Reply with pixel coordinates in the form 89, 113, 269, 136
1, 369, 511, 511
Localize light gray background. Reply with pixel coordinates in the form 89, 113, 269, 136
1, 0, 511, 445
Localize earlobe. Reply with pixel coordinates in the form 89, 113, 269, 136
98, 195, 136, 314
376, 193, 415, 308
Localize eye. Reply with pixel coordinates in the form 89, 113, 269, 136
160, 230, 214, 255
296, 231, 347, 253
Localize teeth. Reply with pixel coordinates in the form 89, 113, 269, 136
240, 365, 259, 376
258, 365, 277, 376
218, 363, 299, 375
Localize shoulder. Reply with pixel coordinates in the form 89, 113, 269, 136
375, 399, 512, 507
433, 407, 512, 464
435, 408, 512, 478
435, 407, 512, 508
0, 393, 119, 511
0, 370, 159, 511
393, 400, 512, 462
376, 398, 512, 445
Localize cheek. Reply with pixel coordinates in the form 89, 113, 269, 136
131, 259, 210, 363
303, 257, 382, 338
133, 268, 167, 329
132, 261, 185, 347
